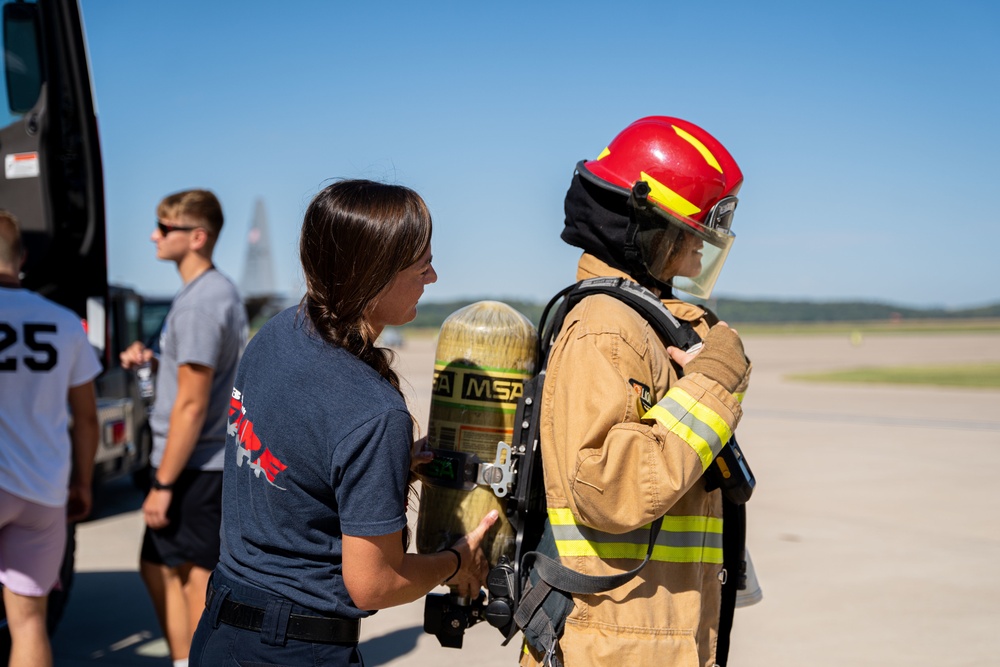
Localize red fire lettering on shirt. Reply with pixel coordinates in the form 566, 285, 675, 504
229, 396, 243, 428
257, 448, 288, 483
238, 418, 263, 453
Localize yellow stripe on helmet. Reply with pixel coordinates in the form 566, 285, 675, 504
672, 125, 723, 174
640, 171, 701, 217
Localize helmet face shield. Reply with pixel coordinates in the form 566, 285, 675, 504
635, 196, 736, 299
670, 237, 732, 299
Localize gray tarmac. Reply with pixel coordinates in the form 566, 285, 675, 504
52, 330, 1000, 666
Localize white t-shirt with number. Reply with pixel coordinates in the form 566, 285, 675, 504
0, 287, 102, 507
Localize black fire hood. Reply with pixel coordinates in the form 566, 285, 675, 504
561, 170, 673, 296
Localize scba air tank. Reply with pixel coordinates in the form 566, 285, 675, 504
416, 301, 537, 566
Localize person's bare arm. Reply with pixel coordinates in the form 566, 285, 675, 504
142, 362, 213, 529
342, 510, 498, 609
66, 380, 99, 522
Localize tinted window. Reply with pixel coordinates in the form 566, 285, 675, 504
141, 299, 172, 348
1, 0, 41, 125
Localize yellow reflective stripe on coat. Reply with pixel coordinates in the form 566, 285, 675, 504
548, 508, 723, 564
643, 387, 732, 470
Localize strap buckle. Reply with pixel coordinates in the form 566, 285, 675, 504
415, 443, 515, 497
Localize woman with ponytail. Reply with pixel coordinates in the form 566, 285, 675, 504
191, 180, 498, 666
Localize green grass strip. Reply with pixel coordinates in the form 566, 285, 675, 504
406, 319, 1000, 337
790, 363, 1000, 388
733, 319, 1000, 335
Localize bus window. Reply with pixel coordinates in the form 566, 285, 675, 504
2, 0, 43, 122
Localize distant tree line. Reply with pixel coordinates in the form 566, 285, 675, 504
702, 298, 1000, 323
407, 296, 1000, 329
409, 299, 546, 329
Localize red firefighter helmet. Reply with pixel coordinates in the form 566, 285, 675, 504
578, 116, 744, 298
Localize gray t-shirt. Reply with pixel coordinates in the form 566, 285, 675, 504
151, 268, 248, 470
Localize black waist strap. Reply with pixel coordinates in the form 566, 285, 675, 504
207, 584, 360, 644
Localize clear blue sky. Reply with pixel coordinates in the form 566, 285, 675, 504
79, 0, 1000, 309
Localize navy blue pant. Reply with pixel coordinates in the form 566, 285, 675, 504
190, 571, 364, 666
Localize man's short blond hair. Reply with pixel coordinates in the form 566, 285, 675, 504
157, 189, 224, 237
0, 209, 24, 270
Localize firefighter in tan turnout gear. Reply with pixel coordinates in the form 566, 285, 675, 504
522, 116, 751, 667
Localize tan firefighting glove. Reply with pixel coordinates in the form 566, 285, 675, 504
683, 325, 749, 394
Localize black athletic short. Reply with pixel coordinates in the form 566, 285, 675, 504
140, 468, 223, 571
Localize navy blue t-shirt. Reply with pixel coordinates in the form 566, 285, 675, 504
216, 306, 412, 618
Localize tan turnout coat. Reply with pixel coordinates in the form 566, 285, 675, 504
520, 254, 749, 667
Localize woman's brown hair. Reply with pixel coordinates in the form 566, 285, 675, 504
298, 179, 432, 393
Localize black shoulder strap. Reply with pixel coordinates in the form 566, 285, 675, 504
541, 277, 703, 359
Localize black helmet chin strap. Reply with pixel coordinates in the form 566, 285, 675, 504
626, 181, 675, 297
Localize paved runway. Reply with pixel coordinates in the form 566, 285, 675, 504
52, 330, 1000, 665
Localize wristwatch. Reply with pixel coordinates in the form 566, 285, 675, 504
150, 477, 174, 491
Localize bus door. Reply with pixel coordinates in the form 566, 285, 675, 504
0, 0, 106, 358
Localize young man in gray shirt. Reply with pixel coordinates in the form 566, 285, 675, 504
121, 189, 247, 667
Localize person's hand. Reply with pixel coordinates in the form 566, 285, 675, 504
446, 509, 500, 599
666, 321, 739, 370
682, 323, 749, 394
666, 344, 702, 369
66, 481, 92, 522
142, 489, 172, 529
410, 436, 434, 473
120, 341, 153, 371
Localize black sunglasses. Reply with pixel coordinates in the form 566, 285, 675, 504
157, 220, 199, 236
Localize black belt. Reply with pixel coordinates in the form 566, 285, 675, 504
208, 585, 360, 644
